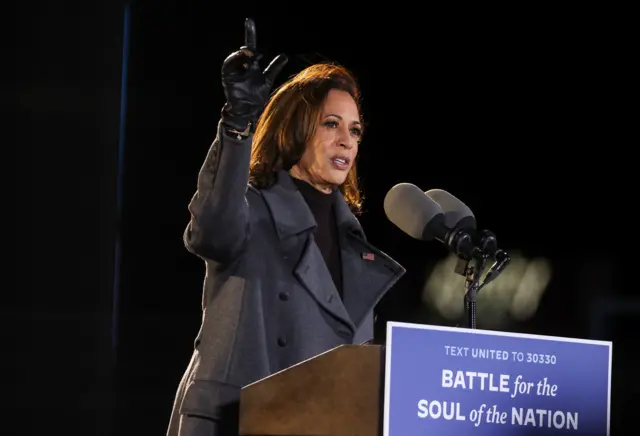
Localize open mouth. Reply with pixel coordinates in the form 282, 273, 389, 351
331, 155, 351, 170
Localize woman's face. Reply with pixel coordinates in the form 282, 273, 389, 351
290, 89, 362, 193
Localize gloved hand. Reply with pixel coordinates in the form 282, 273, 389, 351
220, 18, 288, 134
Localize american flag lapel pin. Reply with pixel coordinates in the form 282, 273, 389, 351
362, 252, 375, 261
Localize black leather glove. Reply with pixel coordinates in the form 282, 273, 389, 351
220, 18, 288, 134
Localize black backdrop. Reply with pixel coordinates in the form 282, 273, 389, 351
18, 3, 637, 435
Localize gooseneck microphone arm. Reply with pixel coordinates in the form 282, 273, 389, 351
479, 249, 511, 291
453, 230, 511, 329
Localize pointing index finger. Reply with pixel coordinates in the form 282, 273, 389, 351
244, 17, 257, 53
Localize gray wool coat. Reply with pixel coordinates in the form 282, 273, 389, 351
166, 121, 406, 436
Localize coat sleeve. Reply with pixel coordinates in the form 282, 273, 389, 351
183, 120, 252, 263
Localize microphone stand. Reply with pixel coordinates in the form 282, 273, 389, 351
455, 255, 485, 330
453, 230, 511, 329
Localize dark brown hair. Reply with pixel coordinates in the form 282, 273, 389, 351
249, 63, 364, 214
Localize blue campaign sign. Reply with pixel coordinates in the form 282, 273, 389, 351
383, 321, 612, 435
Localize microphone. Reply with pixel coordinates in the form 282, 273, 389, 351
383, 183, 482, 261
424, 186, 512, 291
425, 188, 476, 231
384, 182, 511, 330
425, 188, 505, 260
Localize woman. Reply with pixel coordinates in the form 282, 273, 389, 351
167, 18, 405, 436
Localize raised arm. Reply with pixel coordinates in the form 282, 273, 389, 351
184, 18, 287, 263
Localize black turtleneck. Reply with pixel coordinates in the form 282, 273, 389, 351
292, 177, 343, 298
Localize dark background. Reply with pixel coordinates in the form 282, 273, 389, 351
17, 2, 637, 435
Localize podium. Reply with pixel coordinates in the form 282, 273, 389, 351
238, 322, 612, 436
239, 344, 384, 436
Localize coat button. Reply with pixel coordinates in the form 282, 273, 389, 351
277, 337, 287, 347
279, 292, 289, 301
327, 294, 334, 303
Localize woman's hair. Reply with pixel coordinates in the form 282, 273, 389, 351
249, 62, 364, 214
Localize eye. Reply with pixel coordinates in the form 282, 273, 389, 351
323, 120, 339, 128
323, 119, 362, 141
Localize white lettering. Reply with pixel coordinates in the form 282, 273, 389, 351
471, 348, 510, 360
445, 345, 469, 356
441, 369, 509, 392
511, 407, 578, 430
417, 400, 466, 420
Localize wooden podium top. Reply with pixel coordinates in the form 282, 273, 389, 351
239, 344, 385, 436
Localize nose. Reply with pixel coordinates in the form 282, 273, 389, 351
338, 127, 355, 150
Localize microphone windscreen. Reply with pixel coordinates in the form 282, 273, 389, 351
384, 183, 442, 240
425, 189, 476, 230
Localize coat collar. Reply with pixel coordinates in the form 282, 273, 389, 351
260, 170, 364, 240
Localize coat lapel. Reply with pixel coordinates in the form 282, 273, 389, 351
334, 194, 406, 329
293, 233, 355, 330
260, 171, 406, 333
260, 171, 354, 330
